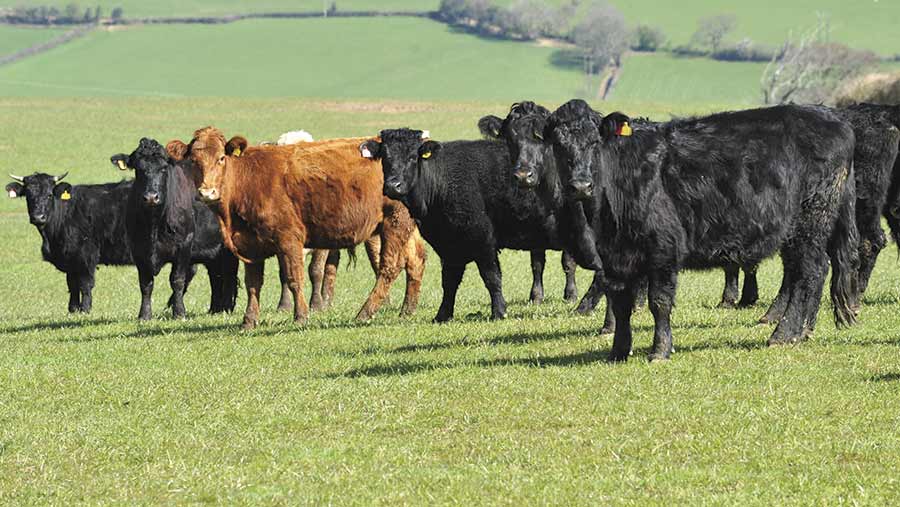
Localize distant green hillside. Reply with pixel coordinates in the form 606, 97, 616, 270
1, 0, 439, 18
0, 17, 771, 105
0, 25, 67, 57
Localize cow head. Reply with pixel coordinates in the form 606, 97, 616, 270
360, 128, 438, 199
479, 101, 552, 189
111, 138, 175, 208
167, 127, 246, 203
6, 172, 71, 227
545, 100, 612, 201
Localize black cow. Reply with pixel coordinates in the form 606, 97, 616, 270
6, 172, 134, 313
542, 100, 858, 361
111, 138, 239, 320
360, 129, 580, 322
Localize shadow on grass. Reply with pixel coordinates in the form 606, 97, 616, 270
2, 317, 119, 334
869, 372, 900, 382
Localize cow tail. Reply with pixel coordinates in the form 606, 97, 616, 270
345, 246, 358, 269
830, 162, 860, 328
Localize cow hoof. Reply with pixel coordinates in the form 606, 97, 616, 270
293, 317, 308, 326
355, 311, 373, 322
240, 320, 257, 331
718, 300, 737, 309
529, 296, 544, 305
607, 350, 630, 363
648, 352, 671, 363
599, 325, 615, 335
433, 313, 452, 324
276, 303, 292, 312
490, 312, 507, 321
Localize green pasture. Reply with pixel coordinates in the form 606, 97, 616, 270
2, 97, 900, 504
2, 0, 439, 18
0, 24, 67, 57
0, 17, 777, 105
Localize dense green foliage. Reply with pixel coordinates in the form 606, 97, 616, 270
2, 97, 900, 504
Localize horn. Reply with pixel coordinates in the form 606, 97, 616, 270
9, 173, 25, 183
53, 171, 69, 182
421, 130, 430, 140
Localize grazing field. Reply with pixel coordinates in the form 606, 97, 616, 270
0, 25, 67, 57
2, 97, 900, 504
0, 18, 775, 105
2, 0, 440, 18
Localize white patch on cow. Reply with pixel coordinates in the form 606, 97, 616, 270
277, 130, 315, 145
421, 130, 430, 140
361, 146, 373, 159
8, 190, 17, 198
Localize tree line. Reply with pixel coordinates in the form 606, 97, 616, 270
3, 4, 124, 25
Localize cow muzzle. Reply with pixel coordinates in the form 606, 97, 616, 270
198, 187, 220, 203
569, 179, 593, 200
143, 192, 161, 207
30, 213, 48, 226
513, 167, 538, 189
383, 179, 407, 199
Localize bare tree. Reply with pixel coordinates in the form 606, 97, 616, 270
573, 1, 630, 98
761, 15, 877, 104
691, 14, 737, 53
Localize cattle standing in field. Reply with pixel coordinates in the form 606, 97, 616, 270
110, 138, 239, 320
361, 128, 585, 322
6, 173, 133, 313
167, 127, 426, 330
542, 100, 858, 361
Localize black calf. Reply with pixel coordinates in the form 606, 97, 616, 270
111, 138, 238, 320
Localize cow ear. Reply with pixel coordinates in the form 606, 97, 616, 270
419, 140, 441, 161
53, 182, 73, 201
166, 140, 189, 161
359, 140, 382, 160
600, 112, 632, 139
6, 182, 23, 199
478, 115, 503, 139
226, 136, 248, 157
110, 154, 131, 171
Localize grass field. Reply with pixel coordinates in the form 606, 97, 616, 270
2, 97, 900, 504
3, 0, 440, 18
0, 24, 67, 57
0, 18, 776, 105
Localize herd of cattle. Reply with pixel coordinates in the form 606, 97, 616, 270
7, 100, 900, 362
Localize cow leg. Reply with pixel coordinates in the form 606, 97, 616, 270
308, 249, 328, 312
364, 235, 382, 275
719, 264, 740, 308
768, 244, 829, 346
66, 271, 81, 313
634, 278, 649, 309
137, 265, 154, 321
529, 250, 545, 304
738, 264, 759, 307
647, 270, 677, 362
760, 256, 790, 324
323, 249, 341, 308
607, 285, 636, 362
278, 245, 310, 326
205, 261, 224, 313
562, 251, 578, 302
276, 256, 292, 312
857, 225, 886, 301
78, 269, 96, 314
241, 261, 264, 330
576, 271, 605, 315
399, 232, 425, 317
476, 253, 507, 320
435, 263, 466, 323
221, 251, 239, 313
168, 258, 190, 319
600, 299, 616, 335
356, 230, 406, 322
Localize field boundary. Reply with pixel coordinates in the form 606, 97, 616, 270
0, 24, 93, 66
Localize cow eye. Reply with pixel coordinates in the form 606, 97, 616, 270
218, 155, 226, 164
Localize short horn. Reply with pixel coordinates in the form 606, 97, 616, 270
9, 173, 24, 183
53, 171, 69, 182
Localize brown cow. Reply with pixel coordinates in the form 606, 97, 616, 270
167, 127, 426, 329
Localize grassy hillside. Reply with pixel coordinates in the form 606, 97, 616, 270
0, 25, 67, 57
0, 18, 773, 105
2, 0, 439, 18
2, 97, 900, 504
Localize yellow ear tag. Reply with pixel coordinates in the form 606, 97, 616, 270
534, 131, 543, 140
232, 148, 241, 157
421, 151, 432, 160
619, 122, 633, 136
60, 190, 71, 201
116, 160, 128, 170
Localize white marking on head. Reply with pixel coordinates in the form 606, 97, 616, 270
421, 130, 430, 140
8, 190, 17, 198
277, 130, 315, 145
